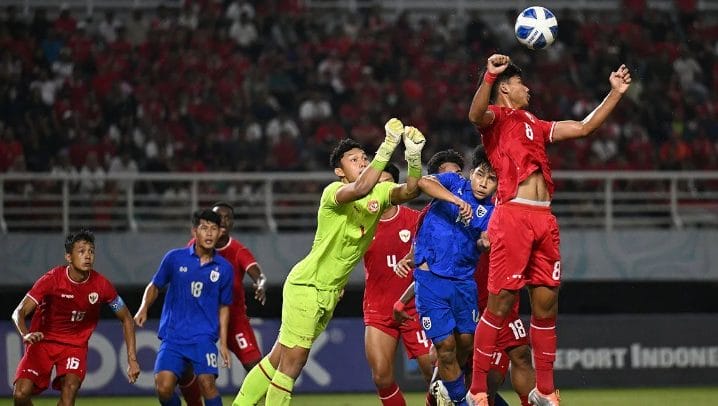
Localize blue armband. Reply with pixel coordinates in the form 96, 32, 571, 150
109, 295, 126, 313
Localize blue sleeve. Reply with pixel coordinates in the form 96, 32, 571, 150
151, 250, 174, 289
220, 263, 233, 306
436, 172, 460, 190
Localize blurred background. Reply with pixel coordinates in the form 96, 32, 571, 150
0, 0, 717, 400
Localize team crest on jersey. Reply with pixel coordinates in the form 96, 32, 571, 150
476, 205, 488, 218
179, 266, 188, 273
367, 200, 380, 213
422, 316, 432, 330
210, 269, 220, 282
399, 229, 411, 243
88, 292, 99, 304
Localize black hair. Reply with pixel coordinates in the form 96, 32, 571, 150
65, 229, 95, 253
479, 62, 523, 103
329, 138, 364, 168
192, 209, 222, 227
426, 149, 465, 175
471, 144, 492, 171
383, 163, 401, 183
211, 201, 234, 213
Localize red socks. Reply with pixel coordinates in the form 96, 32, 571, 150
530, 316, 557, 394
519, 394, 530, 405
470, 310, 505, 394
378, 382, 406, 406
178, 374, 203, 406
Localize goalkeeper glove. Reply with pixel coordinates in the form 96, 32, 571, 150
403, 126, 426, 178
372, 118, 404, 165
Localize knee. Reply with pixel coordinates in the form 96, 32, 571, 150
60, 378, 81, 396
434, 340, 457, 365
155, 379, 176, 400
13, 385, 32, 402
198, 376, 219, 398
511, 346, 534, 369
371, 366, 394, 388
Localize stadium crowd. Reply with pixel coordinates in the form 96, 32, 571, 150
1, 0, 717, 190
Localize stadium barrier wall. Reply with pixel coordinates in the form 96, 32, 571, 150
2, 230, 718, 286
2, 315, 718, 396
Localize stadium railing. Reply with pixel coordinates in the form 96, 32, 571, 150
1, 171, 717, 233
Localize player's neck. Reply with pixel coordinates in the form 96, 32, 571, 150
67, 266, 90, 283
381, 205, 398, 220
216, 235, 230, 249
194, 244, 215, 265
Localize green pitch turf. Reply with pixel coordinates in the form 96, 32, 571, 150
21, 387, 718, 405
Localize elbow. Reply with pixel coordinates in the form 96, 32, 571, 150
468, 111, 480, 125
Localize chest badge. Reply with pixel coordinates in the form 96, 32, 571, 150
399, 229, 411, 243
367, 200, 379, 213
88, 292, 98, 304
210, 269, 220, 282
476, 205, 488, 218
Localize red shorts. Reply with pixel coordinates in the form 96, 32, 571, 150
365, 311, 431, 359
14, 341, 88, 394
228, 315, 262, 367
487, 202, 561, 294
493, 313, 530, 375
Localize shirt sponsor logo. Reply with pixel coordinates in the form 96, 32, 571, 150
422, 316, 432, 330
210, 269, 220, 282
88, 292, 99, 304
61, 294, 75, 299
399, 229, 411, 243
367, 200, 379, 213
179, 266, 188, 273
476, 205, 488, 218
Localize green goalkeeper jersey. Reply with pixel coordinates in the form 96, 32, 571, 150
286, 180, 396, 290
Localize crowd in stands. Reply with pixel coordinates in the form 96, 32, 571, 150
1, 0, 717, 194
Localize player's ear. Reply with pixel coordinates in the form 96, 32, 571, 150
499, 80, 509, 95
65, 252, 71, 263
334, 166, 345, 178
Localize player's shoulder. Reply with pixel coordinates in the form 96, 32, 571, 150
398, 205, 421, 220
89, 270, 116, 288
229, 237, 249, 250
213, 253, 233, 272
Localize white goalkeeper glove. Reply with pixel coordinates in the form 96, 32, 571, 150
403, 126, 426, 178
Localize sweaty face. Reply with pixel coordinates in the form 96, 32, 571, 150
470, 165, 498, 200
437, 162, 462, 175
66, 240, 95, 273
212, 206, 233, 238
338, 148, 369, 182
194, 219, 220, 250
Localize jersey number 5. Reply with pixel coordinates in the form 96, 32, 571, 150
191, 281, 204, 297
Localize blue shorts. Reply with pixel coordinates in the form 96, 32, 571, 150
414, 270, 478, 344
154, 339, 220, 377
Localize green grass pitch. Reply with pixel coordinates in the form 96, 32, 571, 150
22, 386, 718, 405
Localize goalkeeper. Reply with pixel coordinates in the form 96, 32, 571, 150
233, 119, 427, 406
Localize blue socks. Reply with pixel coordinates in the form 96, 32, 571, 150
159, 392, 181, 406
205, 395, 223, 406
443, 373, 468, 405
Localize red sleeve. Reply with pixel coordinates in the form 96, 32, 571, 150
485, 105, 504, 130
100, 276, 119, 304
234, 241, 258, 270
538, 118, 557, 144
26, 271, 55, 305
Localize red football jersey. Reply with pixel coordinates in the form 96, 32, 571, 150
188, 237, 257, 314
27, 266, 118, 347
363, 206, 421, 323
480, 105, 557, 203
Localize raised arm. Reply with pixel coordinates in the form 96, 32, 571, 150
552, 64, 632, 142
133, 282, 159, 328
11, 296, 44, 344
390, 126, 426, 205
335, 118, 404, 205
417, 176, 473, 221
113, 302, 140, 383
468, 54, 511, 128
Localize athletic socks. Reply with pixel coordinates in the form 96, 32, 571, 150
519, 394, 530, 406
378, 382, 406, 406
232, 356, 276, 406
205, 395, 222, 406
159, 392, 181, 406
265, 370, 295, 406
530, 316, 557, 395
470, 310, 505, 394
443, 373, 468, 404
178, 374, 202, 406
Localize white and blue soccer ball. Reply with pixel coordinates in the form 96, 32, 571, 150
514, 6, 558, 50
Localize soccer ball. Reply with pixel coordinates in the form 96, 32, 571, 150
514, 6, 558, 50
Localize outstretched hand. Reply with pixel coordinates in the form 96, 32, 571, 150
384, 118, 404, 147
610, 64, 632, 94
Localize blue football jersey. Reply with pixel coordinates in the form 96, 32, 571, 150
414, 172, 494, 280
152, 245, 233, 344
